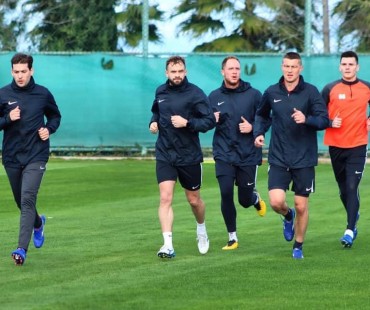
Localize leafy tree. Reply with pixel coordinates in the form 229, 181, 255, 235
24, 0, 119, 51
333, 0, 370, 52
173, 0, 311, 53
268, 0, 307, 52
0, 0, 21, 51
116, 0, 164, 50
173, 0, 271, 52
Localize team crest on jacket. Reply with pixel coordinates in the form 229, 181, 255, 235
338, 94, 346, 100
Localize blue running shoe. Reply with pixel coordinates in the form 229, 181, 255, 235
292, 248, 304, 259
283, 208, 295, 241
11, 248, 26, 266
33, 215, 46, 248
340, 234, 353, 248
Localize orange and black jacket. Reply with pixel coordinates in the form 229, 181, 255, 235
322, 78, 370, 148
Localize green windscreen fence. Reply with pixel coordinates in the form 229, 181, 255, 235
0, 52, 369, 152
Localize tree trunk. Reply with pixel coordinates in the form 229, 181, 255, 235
322, 0, 330, 53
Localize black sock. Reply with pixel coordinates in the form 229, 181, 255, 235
284, 208, 292, 221
293, 241, 303, 250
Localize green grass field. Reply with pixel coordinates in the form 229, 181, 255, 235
0, 158, 369, 309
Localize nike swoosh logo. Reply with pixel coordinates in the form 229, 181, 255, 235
192, 185, 200, 190
217, 101, 224, 106
247, 182, 254, 186
306, 188, 312, 191
40, 166, 46, 170
355, 171, 362, 174
8, 101, 17, 105
273, 99, 282, 103
158, 99, 165, 103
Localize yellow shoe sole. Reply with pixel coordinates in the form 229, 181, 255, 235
256, 193, 267, 217
222, 241, 239, 250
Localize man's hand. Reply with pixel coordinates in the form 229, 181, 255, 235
149, 122, 158, 134
9, 106, 21, 121
171, 115, 188, 128
214, 111, 220, 123
254, 135, 265, 148
332, 113, 342, 128
291, 108, 306, 124
239, 116, 252, 133
38, 127, 50, 141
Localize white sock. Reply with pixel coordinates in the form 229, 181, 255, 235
344, 229, 354, 238
197, 222, 207, 236
163, 232, 173, 249
229, 232, 238, 242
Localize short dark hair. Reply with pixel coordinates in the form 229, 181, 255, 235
340, 51, 358, 64
11, 53, 33, 69
221, 56, 240, 69
283, 52, 301, 62
166, 56, 185, 70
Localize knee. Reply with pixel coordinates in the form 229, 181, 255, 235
188, 196, 202, 207
186, 192, 203, 208
269, 197, 284, 211
160, 193, 173, 207
238, 196, 253, 208
21, 191, 37, 209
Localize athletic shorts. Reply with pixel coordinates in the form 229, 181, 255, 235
268, 165, 315, 197
156, 161, 202, 191
215, 160, 257, 188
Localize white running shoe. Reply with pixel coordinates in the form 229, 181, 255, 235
197, 234, 209, 254
157, 245, 175, 258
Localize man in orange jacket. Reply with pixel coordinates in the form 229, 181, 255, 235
322, 50, 370, 248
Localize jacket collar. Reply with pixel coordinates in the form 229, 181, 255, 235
11, 76, 36, 92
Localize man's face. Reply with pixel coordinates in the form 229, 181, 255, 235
281, 59, 302, 84
340, 57, 358, 82
12, 63, 33, 87
222, 58, 240, 88
166, 62, 186, 85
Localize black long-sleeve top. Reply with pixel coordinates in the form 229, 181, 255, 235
0, 77, 61, 167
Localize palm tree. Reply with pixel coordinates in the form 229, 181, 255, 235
116, 1, 164, 51
173, 0, 309, 52
333, 0, 370, 52
173, 0, 272, 52
269, 0, 307, 52
322, 0, 330, 53
0, 1, 21, 51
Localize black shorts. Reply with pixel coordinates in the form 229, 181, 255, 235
268, 165, 315, 197
215, 160, 257, 188
156, 161, 202, 191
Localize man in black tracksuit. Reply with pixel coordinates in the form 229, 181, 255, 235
254, 52, 329, 259
209, 56, 267, 251
0, 53, 61, 265
149, 56, 215, 258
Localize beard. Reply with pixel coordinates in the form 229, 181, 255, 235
169, 77, 183, 86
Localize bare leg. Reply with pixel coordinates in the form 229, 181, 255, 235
293, 195, 309, 243
158, 180, 176, 232
268, 189, 289, 216
185, 189, 205, 224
